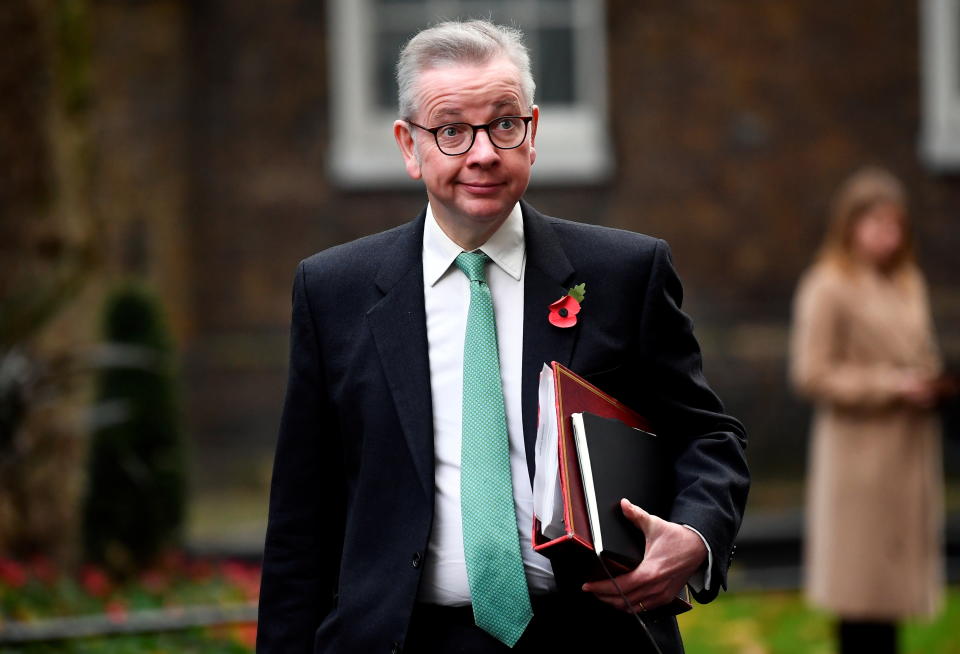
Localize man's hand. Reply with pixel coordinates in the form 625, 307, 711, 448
582, 498, 707, 612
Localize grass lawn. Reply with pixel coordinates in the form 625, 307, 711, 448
680, 588, 960, 654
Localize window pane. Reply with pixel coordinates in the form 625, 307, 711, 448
373, 1, 579, 109
460, 2, 533, 29
459, 1, 510, 19
536, 26, 574, 104
376, 28, 418, 111
536, 0, 572, 25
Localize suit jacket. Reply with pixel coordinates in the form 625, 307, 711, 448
257, 201, 750, 653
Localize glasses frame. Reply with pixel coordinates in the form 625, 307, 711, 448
405, 115, 534, 156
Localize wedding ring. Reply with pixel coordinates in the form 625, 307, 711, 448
636, 599, 646, 612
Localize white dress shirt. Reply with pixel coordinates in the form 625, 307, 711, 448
418, 203, 557, 605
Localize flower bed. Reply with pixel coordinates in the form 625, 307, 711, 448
0, 554, 259, 653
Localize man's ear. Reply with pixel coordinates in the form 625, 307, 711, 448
394, 120, 422, 180
528, 105, 539, 166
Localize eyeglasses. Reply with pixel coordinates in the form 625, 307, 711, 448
405, 115, 533, 156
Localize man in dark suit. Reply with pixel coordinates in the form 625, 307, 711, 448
257, 19, 749, 654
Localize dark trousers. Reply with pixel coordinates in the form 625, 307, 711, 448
404, 592, 683, 654
839, 620, 897, 654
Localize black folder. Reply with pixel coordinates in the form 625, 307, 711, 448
571, 411, 672, 570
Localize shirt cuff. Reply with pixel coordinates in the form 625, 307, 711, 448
681, 524, 712, 592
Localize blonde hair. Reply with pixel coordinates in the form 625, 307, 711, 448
817, 166, 915, 275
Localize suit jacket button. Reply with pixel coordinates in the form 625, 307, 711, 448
411, 552, 422, 568
391, 641, 402, 654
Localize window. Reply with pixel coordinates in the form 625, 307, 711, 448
327, 0, 612, 187
921, 0, 960, 169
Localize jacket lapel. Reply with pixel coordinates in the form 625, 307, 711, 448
366, 211, 435, 499
520, 201, 579, 482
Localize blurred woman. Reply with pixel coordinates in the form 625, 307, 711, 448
789, 167, 944, 654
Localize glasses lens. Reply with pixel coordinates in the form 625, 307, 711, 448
435, 123, 472, 155
488, 117, 527, 148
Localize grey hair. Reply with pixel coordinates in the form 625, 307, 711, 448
396, 19, 536, 120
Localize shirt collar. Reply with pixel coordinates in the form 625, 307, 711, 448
422, 203, 525, 287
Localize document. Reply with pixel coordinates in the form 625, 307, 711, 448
533, 364, 565, 539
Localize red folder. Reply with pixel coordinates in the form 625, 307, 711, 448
532, 361, 692, 615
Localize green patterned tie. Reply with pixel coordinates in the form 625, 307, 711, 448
455, 251, 533, 647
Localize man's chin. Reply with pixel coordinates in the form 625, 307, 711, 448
455, 197, 517, 223
429, 194, 519, 237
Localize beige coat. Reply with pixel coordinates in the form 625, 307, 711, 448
789, 261, 944, 619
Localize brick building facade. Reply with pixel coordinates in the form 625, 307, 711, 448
83, 1, 960, 496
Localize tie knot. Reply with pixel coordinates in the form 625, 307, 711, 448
455, 251, 489, 283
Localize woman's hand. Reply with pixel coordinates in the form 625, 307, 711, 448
897, 373, 938, 409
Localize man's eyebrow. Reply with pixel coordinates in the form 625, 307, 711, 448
430, 107, 463, 122
493, 99, 523, 112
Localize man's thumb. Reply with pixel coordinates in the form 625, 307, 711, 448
621, 498, 650, 532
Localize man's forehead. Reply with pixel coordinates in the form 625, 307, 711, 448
415, 58, 525, 117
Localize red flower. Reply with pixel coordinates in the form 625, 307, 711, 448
80, 565, 111, 598
105, 599, 128, 623
0, 558, 28, 588
548, 295, 581, 328
220, 560, 261, 601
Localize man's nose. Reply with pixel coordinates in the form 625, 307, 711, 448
466, 127, 500, 164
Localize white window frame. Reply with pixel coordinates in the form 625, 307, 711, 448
327, 0, 613, 188
921, 0, 960, 169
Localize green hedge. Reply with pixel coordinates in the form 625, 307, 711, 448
82, 284, 186, 576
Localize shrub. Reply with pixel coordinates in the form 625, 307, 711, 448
82, 284, 186, 576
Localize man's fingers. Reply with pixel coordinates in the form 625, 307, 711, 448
584, 579, 647, 608
583, 568, 642, 596
589, 583, 670, 613
582, 577, 622, 596
585, 575, 668, 601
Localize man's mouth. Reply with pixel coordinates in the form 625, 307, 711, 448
460, 181, 504, 194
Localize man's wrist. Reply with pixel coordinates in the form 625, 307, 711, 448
681, 524, 712, 592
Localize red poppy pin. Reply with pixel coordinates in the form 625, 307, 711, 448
548, 283, 586, 328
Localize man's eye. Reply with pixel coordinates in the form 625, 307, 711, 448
441, 125, 463, 138
495, 118, 517, 131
